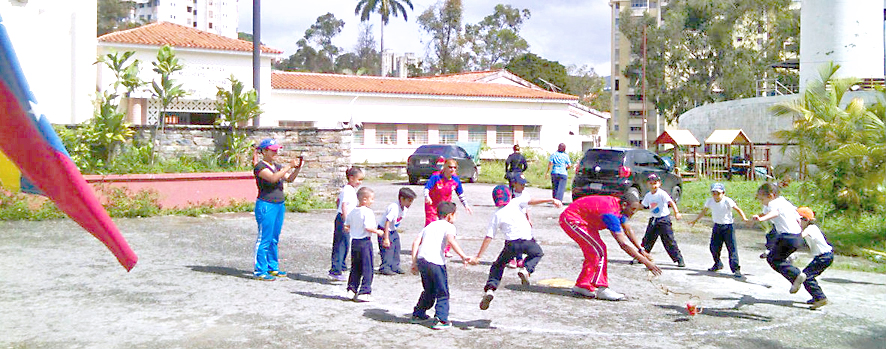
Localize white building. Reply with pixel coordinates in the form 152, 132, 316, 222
92, 23, 607, 164
97, 22, 282, 125
131, 0, 239, 39
0, 0, 96, 124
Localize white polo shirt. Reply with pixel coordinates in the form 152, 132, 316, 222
705, 196, 737, 224
345, 206, 377, 240
486, 193, 533, 241
416, 220, 456, 266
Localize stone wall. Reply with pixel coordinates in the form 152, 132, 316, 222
131, 125, 352, 199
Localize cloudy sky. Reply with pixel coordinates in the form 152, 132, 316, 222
238, 0, 613, 76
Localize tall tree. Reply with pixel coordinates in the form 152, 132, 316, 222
506, 53, 570, 93
567, 65, 611, 112
417, 0, 467, 75
275, 13, 345, 73
618, 0, 799, 123
464, 4, 531, 70
97, 0, 137, 36
353, 23, 381, 74
354, 0, 415, 76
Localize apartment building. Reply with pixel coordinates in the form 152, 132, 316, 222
609, 0, 666, 148
131, 0, 238, 39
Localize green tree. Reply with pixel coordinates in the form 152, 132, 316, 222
773, 62, 886, 213
276, 13, 345, 73
216, 76, 262, 166
96, 50, 145, 115
354, 0, 414, 76
618, 0, 799, 123
464, 4, 531, 70
505, 53, 570, 92
567, 65, 611, 112
97, 0, 137, 36
417, 0, 467, 75
150, 45, 187, 163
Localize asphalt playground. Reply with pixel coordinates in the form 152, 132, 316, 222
1, 180, 885, 349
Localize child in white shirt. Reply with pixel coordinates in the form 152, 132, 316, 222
640, 173, 685, 267
344, 187, 383, 302
690, 182, 748, 277
377, 188, 416, 275
797, 207, 833, 310
752, 182, 806, 295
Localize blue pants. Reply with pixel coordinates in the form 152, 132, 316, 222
254, 199, 285, 275
347, 238, 374, 295
413, 259, 450, 322
329, 213, 349, 275
551, 173, 568, 201
710, 223, 740, 272
642, 216, 684, 264
485, 239, 544, 291
377, 229, 402, 273
803, 252, 834, 301
767, 233, 804, 283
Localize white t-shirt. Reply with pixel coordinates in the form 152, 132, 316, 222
486, 193, 533, 241
382, 202, 407, 232
642, 189, 673, 218
763, 196, 802, 235
337, 185, 358, 216
345, 206, 377, 240
705, 196, 737, 224
416, 220, 457, 265
802, 224, 833, 256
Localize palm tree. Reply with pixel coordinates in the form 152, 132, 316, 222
772, 62, 886, 212
354, 0, 414, 76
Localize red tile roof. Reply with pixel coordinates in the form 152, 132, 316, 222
97, 22, 282, 54
418, 70, 502, 82
271, 72, 578, 101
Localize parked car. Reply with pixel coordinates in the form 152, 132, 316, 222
406, 144, 479, 184
571, 147, 683, 203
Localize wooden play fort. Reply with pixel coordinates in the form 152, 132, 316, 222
653, 129, 773, 180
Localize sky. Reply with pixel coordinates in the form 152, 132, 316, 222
237, 0, 613, 76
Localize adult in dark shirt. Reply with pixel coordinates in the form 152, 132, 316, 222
253, 138, 303, 281
504, 144, 528, 198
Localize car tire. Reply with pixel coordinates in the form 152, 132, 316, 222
408, 175, 419, 185
671, 185, 682, 204
626, 186, 640, 200
468, 168, 478, 183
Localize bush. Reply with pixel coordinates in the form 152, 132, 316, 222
286, 186, 335, 213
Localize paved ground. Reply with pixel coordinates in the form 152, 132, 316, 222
1, 180, 885, 349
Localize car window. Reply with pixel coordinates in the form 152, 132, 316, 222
581, 150, 625, 167
651, 153, 668, 170
632, 151, 655, 167
457, 147, 469, 159
415, 145, 447, 156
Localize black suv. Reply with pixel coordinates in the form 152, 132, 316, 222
406, 144, 479, 184
571, 147, 682, 202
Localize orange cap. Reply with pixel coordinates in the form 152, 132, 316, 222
797, 207, 814, 221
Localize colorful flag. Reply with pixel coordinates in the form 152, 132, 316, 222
0, 15, 137, 271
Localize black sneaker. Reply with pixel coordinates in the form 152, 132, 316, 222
480, 289, 495, 310
707, 265, 722, 272
410, 314, 430, 324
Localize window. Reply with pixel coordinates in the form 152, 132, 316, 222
193, 22, 197, 27
631, 0, 648, 8
579, 125, 600, 136
193, 10, 197, 15
630, 126, 642, 132
649, 1, 658, 8
209, 11, 214, 18
438, 124, 457, 144
496, 125, 514, 145
353, 129, 364, 145
615, 2, 619, 9
615, 79, 619, 91
523, 125, 540, 145
614, 125, 620, 131
208, 23, 213, 29
629, 111, 644, 116
615, 18, 619, 27
138, 3, 144, 8
468, 125, 486, 144
147, 15, 152, 20
187, 6, 192, 12
629, 94, 644, 102
630, 140, 643, 147
376, 124, 397, 145
408, 125, 428, 145
278, 121, 313, 128
614, 64, 619, 75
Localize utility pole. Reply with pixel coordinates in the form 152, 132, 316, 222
252, 0, 261, 126
641, 25, 648, 150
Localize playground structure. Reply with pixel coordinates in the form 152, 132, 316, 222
653, 129, 773, 181
652, 130, 701, 181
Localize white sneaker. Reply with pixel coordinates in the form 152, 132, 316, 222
571, 286, 596, 298
595, 287, 625, 301
517, 268, 530, 285
345, 290, 356, 300
787, 253, 798, 263
790, 273, 807, 294
355, 293, 373, 302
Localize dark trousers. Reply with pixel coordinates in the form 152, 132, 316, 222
413, 259, 450, 322
551, 173, 568, 201
485, 239, 544, 291
506, 171, 522, 198
767, 233, 804, 283
329, 213, 349, 275
765, 227, 778, 251
377, 229, 402, 273
347, 238, 374, 295
710, 223, 740, 272
642, 216, 684, 263
803, 252, 834, 301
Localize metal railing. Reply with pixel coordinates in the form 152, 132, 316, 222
755, 78, 798, 97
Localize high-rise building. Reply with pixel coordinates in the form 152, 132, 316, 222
130, 0, 238, 39
609, 0, 665, 148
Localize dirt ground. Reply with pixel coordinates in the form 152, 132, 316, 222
1, 180, 885, 349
